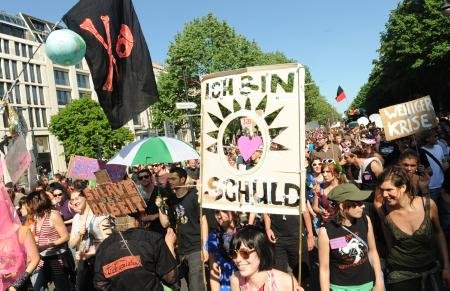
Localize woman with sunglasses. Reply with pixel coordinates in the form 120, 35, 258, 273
230, 225, 303, 291
318, 183, 384, 291
312, 161, 348, 226
207, 210, 239, 291
69, 190, 111, 291
306, 158, 324, 228
376, 166, 450, 291
47, 182, 75, 233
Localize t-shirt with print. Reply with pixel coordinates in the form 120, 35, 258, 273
93, 228, 177, 291
167, 188, 201, 256
324, 217, 374, 286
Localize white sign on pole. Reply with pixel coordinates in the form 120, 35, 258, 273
176, 102, 197, 110
200, 63, 305, 215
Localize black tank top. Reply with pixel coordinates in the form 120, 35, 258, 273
384, 196, 436, 271
324, 216, 375, 286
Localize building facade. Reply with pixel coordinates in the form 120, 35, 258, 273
0, 11, 162, 182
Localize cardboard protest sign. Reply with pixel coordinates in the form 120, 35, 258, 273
379, 96, 438, 141
200, 63, 306, 215
83, 179, 146, 216
5, 135, 31, 184
66, 155, 125, 182
94, 169, 112, 184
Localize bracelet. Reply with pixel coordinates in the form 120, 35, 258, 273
11, 271, 30, 288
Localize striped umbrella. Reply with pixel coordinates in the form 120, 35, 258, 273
107, 136, 199, 166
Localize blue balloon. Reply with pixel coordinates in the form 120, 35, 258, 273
45, 29, 86, 66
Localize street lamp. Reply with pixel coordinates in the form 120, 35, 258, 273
173, 58, 197, 148
443, 0, 450, 16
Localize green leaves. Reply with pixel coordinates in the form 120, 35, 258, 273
353, 0, 450, 112
153, 13, 338, 132
49, 98, 134, 162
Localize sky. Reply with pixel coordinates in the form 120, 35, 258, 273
2, 1, 401, 113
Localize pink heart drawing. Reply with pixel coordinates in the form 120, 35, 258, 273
237, 136, 263, 162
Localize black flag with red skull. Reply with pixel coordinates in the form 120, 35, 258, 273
63, 0, 159, 129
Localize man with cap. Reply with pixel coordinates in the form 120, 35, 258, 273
317, 183, 384, 291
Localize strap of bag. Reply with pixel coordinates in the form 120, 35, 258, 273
421, 148, 444, 173
340, 225, 368, 249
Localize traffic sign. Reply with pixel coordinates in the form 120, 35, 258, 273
176, 102, 197, 109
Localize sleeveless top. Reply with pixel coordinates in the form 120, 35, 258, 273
34, 210, 67, 273
238, 270, 279, 291
324, 217, 374, 286
384, 196, 436, 271
359, 157, 381, 192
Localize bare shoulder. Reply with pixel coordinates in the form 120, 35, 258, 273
230, 272, 241, 290
272, 269, 297, 288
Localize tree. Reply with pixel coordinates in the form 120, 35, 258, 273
152, 13, 338, 135
49, 98, 134, 161
352, 0, 450, 113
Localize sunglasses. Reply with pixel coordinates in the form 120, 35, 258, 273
138, 175, 151, 180
323, 159, 336, 164
345, 201, 364, 208
152, 164, 161, 167
229, 248, 256, 260
53, 193, 63, 197
312, 163, 322, 167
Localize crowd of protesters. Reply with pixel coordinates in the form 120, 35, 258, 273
1, 116, 450, 291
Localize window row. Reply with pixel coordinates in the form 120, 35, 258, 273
1, 107, 48, 129
14, 42, 34, 58
0, 59, 42, 84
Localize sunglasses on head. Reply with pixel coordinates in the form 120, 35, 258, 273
229, 248, 256, 260
323, 159, 336, 164
138, 174, 151, 180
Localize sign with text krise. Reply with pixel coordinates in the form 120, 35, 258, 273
200, 64, 305, 215
379, 96, 438, 141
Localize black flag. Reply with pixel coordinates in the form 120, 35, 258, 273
335, 85, 346, 103
63, 0, 158, 129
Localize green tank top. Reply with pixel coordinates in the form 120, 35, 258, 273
384, 196, 436, 271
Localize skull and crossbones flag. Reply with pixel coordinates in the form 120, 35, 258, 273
63, 0, 159, 129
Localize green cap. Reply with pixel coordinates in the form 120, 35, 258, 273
327, 183, 372, 202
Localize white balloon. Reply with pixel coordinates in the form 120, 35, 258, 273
357, 116, 369, 126
369, 114, 383, 128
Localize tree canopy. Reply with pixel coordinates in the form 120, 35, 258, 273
152, 13, 338, 135
351, 0, 450, 113
49, 97, 134, 161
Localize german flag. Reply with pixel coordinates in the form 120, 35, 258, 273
335, 86, 346, 102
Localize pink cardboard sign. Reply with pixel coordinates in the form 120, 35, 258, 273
5, 135, 31, 184
67, 156, 125, 182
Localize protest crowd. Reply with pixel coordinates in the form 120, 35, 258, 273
0, 113, 449, 291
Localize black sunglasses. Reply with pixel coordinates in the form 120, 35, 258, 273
138, 175, 151, 180
345, 200, 364, 208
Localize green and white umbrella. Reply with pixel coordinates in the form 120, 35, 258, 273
107, 136, 199, 166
